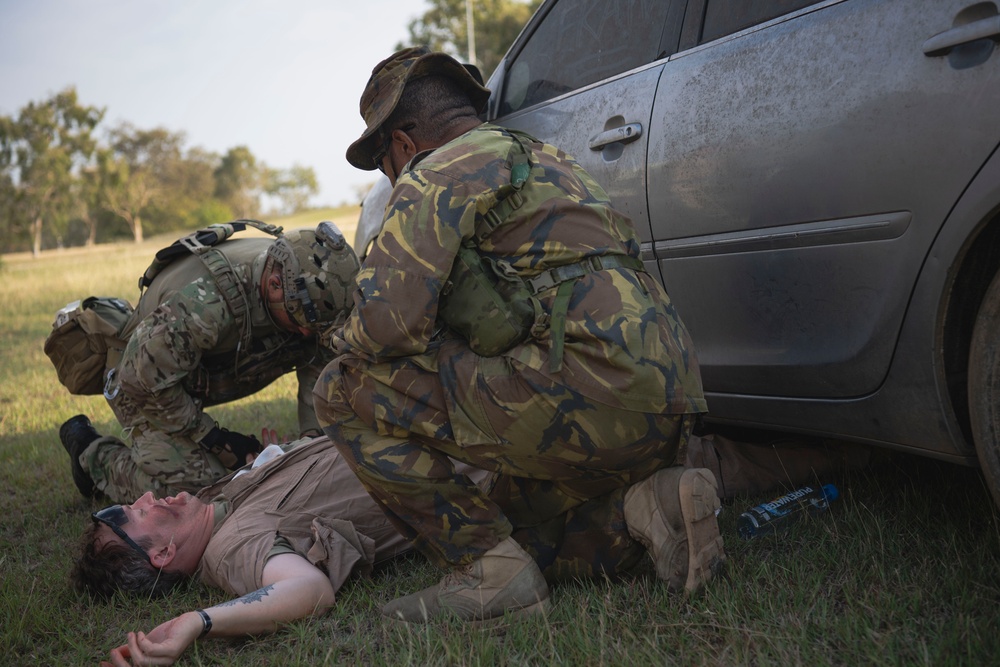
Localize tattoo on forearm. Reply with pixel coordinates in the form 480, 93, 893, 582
218, 584, 276, 607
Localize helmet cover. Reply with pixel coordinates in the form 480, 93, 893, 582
265, 221, 360, 332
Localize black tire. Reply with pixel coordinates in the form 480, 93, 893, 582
970, 269, 1000, 510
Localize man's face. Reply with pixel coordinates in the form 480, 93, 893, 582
372, 123, 417, 187
262, 269, 314, 337
95, 492, 206, 565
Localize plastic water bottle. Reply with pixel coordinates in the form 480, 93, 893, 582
736, 483, 839, 540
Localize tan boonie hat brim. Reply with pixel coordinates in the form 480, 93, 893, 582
346, 46, 491, 171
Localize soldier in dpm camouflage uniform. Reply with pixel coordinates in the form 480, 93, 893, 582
314, 47, 726, 624
60, 222, 360, 504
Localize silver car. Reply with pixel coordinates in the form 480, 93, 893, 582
356, 0, 1000, 507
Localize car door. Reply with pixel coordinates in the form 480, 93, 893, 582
486, 0, 684, 265
647, 0, 1000, 398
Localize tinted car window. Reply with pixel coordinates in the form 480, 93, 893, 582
500, 0, 671, 115
700, 0, 821, 43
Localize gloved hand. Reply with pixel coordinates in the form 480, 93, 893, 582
199, 426, 262, 470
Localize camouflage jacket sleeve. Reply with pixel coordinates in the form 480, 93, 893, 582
117, 276, 235, 440
341, 135, 502, 359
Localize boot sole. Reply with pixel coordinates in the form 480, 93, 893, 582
678, 468, 725, 595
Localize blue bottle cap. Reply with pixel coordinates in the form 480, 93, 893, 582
821, 483, 839, 502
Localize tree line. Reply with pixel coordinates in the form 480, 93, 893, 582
0, 0, 540, 257
0, 88, 319, 256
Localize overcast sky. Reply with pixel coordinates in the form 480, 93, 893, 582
0, 0, 436, 207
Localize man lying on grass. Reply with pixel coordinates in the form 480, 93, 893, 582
72, 426, 863, 665
71, 432, 480, 666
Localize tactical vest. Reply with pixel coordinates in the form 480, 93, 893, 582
137, 219, 284, 350
128, 219, 323, 405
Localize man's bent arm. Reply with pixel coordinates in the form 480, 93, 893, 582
104, 553, 335, 667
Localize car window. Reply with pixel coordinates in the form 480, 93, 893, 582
700, 0, 823, 43
500, 0, 672, 115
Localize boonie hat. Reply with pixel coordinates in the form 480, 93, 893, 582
346, 46, 491, 171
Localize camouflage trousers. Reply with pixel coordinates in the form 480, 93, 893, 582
314, 340, 694, 580
80, 390, 229, 504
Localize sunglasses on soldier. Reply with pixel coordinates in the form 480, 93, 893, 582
371, 141, 390, 174
371, 123, 417, 174
92, 504, 153, 565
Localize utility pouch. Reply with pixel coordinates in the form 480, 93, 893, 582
43, 297, 134, 395
438, 128, 546, 356
439, 245, 545, 357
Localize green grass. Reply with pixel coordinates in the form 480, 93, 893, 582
2, 211, 999, 665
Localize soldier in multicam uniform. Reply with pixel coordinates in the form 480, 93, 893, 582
60, 223, 360, 505
313, 47, 726, 624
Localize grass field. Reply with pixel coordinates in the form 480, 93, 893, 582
1, 209, 999, 666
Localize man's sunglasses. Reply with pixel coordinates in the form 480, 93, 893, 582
371, 123, 416, 174
92, 504, 153, 565
371, 139, 390, 174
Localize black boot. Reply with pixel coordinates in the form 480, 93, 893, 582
59, 415, 101, 498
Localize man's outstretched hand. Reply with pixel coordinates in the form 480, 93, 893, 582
101, 611, 202, 667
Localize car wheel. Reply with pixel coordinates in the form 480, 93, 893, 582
970, 268, 1000, 509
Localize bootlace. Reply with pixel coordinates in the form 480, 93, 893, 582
441, 562, 478, 589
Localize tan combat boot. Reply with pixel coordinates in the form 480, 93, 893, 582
624, 466, 725, 594
382, 536, 550, 623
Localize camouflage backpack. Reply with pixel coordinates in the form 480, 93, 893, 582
43, 297, 134, 395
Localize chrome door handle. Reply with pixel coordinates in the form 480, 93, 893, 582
589, 123, 643, 150
923, 15, 1000, 56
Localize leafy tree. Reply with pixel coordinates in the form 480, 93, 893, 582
72, 162, 104, 246
148, 145, 220, 231
400, 0, 541, 78
100, 153, 154, 243
0, 168, 21, 249
263, 164, 318, 216
101, 122, 190, 243
0, 93, 325, 252
0, 88, 104, 256
192, 198, 235, 228
214, 146, 261, 219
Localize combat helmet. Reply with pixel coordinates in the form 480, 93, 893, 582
264, 221, 360, 332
